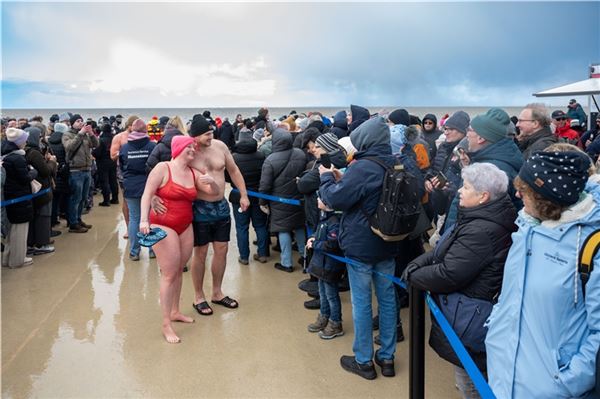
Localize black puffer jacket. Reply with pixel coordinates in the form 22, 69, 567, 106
259, 129, 306, 232
518, 126, 557, 159
406, 194, 517, 370
146, 128, 183, 172
426, 139, 459, 179
226, 139, 265, 205
1, 141, 34, 224
92, 130, 116, 167
25, 128, 53, 207
47, 129, 69, 193
218, 120, 235, 149
297, 150, 347, 231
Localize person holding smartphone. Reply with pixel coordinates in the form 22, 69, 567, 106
424, 111, 470, 218
61, 114, 98, 233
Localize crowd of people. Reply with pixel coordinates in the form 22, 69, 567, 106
1, 98, 600, 398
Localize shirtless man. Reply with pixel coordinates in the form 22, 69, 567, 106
154, 114, 250, 315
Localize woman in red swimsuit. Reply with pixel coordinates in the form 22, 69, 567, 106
140, 136, 218, 343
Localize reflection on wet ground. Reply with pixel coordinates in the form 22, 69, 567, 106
2, 202, 458, 398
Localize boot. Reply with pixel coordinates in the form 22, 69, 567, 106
319, 320, 344, 339
307, 314, 328, 333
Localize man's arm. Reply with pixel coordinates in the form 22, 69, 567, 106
110, 133, 123, 161
224, 148, 250, 211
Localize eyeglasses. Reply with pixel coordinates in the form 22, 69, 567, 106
423, 121, 434, 125
554, 117, 567, 121
517, 119, 535, 123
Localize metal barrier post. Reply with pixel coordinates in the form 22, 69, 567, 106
409, 286, 425, 399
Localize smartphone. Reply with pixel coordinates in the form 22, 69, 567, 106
320, 153, 331, 169
435, 171, 447, 189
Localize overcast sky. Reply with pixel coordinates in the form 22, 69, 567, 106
2, 1, 599, 108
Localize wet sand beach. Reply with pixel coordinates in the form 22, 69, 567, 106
2, 199, 459, 398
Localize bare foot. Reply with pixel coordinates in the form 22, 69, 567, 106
162, 324, 180, 344
171, 312, 194, 323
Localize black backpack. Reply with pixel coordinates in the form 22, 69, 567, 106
362, 157, 421, 241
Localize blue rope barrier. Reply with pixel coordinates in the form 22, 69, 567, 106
0, 188, 51, 207
425, 295, 496, 399
231, 188, 302, 206
316, 249, 494, 398
238, 186, 495, 397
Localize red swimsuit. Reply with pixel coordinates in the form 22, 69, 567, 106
150, 164, 197, 235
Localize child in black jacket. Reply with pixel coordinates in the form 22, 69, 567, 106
306, 198, 345, 339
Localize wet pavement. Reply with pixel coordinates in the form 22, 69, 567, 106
2, 201, 458, 398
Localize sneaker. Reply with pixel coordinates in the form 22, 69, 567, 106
374, 350, 395, 377
238, 257, 249, 265
34, 244, 55, 255
22, 257, 34, 267
69, 224, 88, 233
253, 254, 268, 263
50, 230, 62, 237
304, 298, 320, 310
307, 314, 328, 333
306, 289, 319, 299
98, 202, 110, 207
374, 323, 405, 345
79, 221, 92, 229
129, 253, 140, 261
340, 355, 377, 380
319, 320, 344, 339
27, 247, 36, 256
274, 263, 293, 273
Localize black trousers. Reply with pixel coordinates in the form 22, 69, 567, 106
97, 162, 119, 202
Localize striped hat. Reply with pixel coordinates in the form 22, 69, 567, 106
315, 133, 340, 153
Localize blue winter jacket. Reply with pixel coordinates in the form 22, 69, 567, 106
485, 179, 600, 399
119, 137, 156, 198
307, 211, 345, 283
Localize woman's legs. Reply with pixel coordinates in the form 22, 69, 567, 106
170, 225, 194, 322
152, 224, 185, 343
278, 231, 293, 267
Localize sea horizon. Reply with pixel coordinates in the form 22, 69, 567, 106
1, 104, 581, 124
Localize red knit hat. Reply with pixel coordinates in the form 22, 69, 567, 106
171, 136, 195, 159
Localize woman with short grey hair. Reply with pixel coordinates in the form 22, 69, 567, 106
460, 162, 509, 202
403, 162, 517, 398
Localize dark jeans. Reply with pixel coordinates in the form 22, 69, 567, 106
97, 162, 119, 202
51, 190, 68, 224
232, 203, 269, 260
68, 171, 91, 226
319, 279, 342, 322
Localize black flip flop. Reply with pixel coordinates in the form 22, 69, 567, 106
211, 296, 239, 309
192, 301, 213, 316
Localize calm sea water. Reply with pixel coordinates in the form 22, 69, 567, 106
3, 106, 535, 123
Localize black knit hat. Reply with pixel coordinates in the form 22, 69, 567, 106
519, 151, 591, 206
388, 109, 410, 126
69, 113, 83, 126
189, 114, 212, 137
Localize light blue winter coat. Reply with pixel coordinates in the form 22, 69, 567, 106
485, 179, 600, 398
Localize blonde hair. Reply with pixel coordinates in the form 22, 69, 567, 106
167, 116, 188, 135
124, 115, 139, 129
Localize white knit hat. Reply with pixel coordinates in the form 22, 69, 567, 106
5, 128, 29, 147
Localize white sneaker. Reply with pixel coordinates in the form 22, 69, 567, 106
21, 257, 34, 267
34, 245, 55, 255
